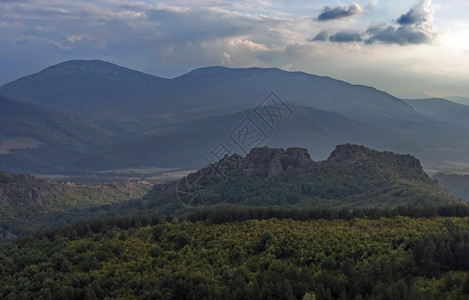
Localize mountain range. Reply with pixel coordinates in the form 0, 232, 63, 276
1, 60, 469, 173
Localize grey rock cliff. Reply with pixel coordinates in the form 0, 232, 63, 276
197, 146, 316, 178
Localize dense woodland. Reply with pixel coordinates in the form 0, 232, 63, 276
1, 207, 469, 299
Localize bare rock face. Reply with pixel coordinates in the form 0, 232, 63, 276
326, 143, 422, 169
286, 147, 314, 167
190, 144, 424, 181
197, 146, 316, 178
240, 147, 286, 177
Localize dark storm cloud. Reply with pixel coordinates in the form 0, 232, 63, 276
316, 3, 363, 21
329, 32, 362, 43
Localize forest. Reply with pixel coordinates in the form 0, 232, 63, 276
1, 206, 469, 299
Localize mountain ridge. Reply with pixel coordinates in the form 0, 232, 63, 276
2, 60, 469, 173
0, 60, 419, 125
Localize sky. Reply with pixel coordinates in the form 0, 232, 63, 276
1, 0, 468, 98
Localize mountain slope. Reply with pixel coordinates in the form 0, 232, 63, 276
0, 60, 169, 121
71, 104, 415, 170
71, 102, 469, 170
154, 66, 423, 126
0, 95, 112, 172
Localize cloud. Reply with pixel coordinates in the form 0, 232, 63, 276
329, 31, 362, 43
308, 30, 329, 42
316, 3, 363, 22
366, 0, 379, 10
365, 25, 429, 45
396, 0, 432, 25
396, 9, 421, 25
366, 0, 437, 45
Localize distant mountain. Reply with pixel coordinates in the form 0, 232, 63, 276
145, 144, 459, 210
154, 66, 423, 127
0, 95, 112, 172
0, 60, 169, 121
405, 98, 469, 127
0, 61, 425, 128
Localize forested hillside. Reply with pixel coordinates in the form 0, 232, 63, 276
146, 144, 459, 212
0, 169, 152, 240
1, 210, 469, 299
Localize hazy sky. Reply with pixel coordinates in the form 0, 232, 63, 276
1, 0, 468, 98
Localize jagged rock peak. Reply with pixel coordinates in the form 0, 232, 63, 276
326, 143, 421, 168
326, 144, 372, 163
193, 144, 424, 180
198, 146, 316, 178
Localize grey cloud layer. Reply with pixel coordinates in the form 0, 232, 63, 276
329, 32, 362, 43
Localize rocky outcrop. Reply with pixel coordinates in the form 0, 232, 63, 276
326, 144, 422, 169
197, 146, 316, 178
240, 147, 286, 177
191, 144, 425, 180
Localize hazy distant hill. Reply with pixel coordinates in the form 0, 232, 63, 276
72, 101, 469, 170
405, 98, 469, 128
447, 96, 469, 105
433, 173, 469, 201
0, 95, 112, 172
73, 104, 409, 170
